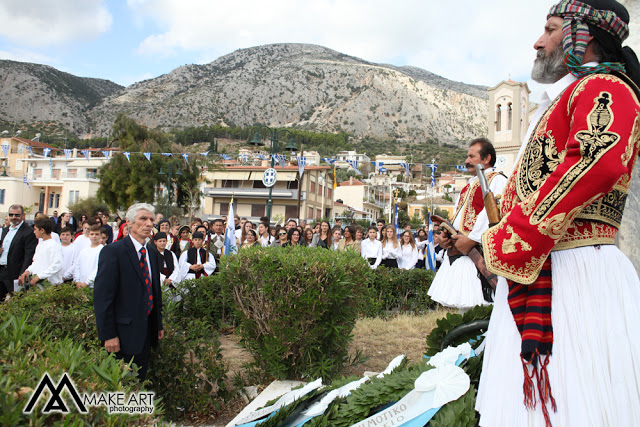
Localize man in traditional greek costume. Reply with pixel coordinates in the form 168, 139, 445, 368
477, 1, 640, 425
427, 138, 507, 309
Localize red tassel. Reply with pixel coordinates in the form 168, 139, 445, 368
521, 355, 536, 410
534, 350, 556, 427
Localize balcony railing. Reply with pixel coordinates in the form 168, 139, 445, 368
205, 186, 306, 201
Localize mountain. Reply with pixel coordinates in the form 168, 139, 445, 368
1, 44, 490, 146
0, 60, 123, 135
88, 43, 489, 145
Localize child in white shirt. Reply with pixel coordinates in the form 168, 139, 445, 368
75, 224, 104, 288
178, 231, 216, 282
59, 227, 75, 282
19, 217, 63, 286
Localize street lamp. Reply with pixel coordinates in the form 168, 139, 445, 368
249, 125, 297, 220
158, 163, 182, 218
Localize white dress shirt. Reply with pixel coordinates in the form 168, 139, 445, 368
26, 238, 64, 285
0, 221, 23, 265
381, 241, 402, 260
361, 238, 382, 269
398, 244, 418, 270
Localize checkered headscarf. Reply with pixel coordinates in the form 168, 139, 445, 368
548, 0, 629, 77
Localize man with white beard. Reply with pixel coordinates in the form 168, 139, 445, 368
476, 1, 640, 426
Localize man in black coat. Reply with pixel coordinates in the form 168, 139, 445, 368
93, 203, 164, 380
0, 204, 37, 300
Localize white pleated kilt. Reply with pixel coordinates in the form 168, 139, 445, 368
427, 252, 488, 309
476, 245, 640, 426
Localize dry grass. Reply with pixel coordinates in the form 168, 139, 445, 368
346, 308, 453, 375
212, 309, 453, 424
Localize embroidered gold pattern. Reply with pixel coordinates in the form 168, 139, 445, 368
501, 225, 532, 254
517, 130, 566, 200
520, 191, 539, 216
531, 91, 620, 224
623, 112, 640, 167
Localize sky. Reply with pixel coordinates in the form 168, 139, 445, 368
0, 0, 559, 100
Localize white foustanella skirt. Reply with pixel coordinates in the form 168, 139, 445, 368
476, 245, 640, 426
427, 252, 488, 309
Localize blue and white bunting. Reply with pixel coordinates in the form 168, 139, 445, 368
322, 157, 336, 165
455, 165, 467, 172
101, 150, 111, 159
220, 154, 231, 161
43, 148, 51, 158
347, 160, 362, 175
371, 161, 387, 173
81, 149, 90, 160
1, 144, 9, 158
144, 152, 151, 162
161, 153, 173, 157
182, 153, 189, 163
199, 151, 209, 157
297, 156, 306, 177
425, 219, 437, 272
26, 146, 33, 156
23, 175, 30, 189
123, 152, 131, 162
63, 149, 72, 159
277, 154, 286, 168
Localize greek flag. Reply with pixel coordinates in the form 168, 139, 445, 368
26, 146, 33, 156
371, 161, 387, 173
1, 144, 9, 158
297, 156, 306, 177
272, 154, 286, 168
425, 219, 437, 272
199, 151, 209, 157
63, 149, 72, 159
143, 152, 151, 162
101, 150, 111, 159
223, 200, 237, 255
123, 152, 131, 162
220, 154, 231, 161
347, 160, 362, 175
426, 164, 438, 186
43, 148, 51, 158
400, 162, 411, 178
455, 165, 468, 172
182, 153, 189, 163
81, 149, 90, 160
23, 175, 30, 189
394, 203, 400, 235
161, 153, 173, 157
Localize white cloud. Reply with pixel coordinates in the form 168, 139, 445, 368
127, 0, 558, 85
0, 48, 55, 65
0, 0, 112, 47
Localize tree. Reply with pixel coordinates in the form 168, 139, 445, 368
97, 114, 212, 213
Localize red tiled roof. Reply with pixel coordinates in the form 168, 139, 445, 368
339, 179, 364, 186
14, 136, 58, 150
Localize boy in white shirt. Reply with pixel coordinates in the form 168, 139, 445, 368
75, 224, 104, 288
178, 231, 216, 282
153, 232, 179, 289
59, 227, 75, 282
18, 217, 63, 286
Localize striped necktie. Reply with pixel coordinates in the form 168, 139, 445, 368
139, 247, 153, 315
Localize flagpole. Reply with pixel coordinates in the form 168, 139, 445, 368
296, 145, 303, 221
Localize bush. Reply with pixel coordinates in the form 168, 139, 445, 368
67, 196, 112, 218
0, 283, 231, 423
167, 274, 234, 330
219, 246, 371, 380
363, 267, 436, 316
0, 314, 157, 426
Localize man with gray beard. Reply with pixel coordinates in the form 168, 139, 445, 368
476, 1, 640, 426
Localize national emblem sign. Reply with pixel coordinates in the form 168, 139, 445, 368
262, 168, 277, 188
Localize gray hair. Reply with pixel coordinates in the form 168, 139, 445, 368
125, 203, 155, 223
9, 204, 24, 214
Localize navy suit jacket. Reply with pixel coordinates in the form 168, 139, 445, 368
93, 236, 163, 355
0, 222, 37, 280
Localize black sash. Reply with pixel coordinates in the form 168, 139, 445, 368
186, 247, 208, 279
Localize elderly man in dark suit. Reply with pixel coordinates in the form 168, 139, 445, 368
0, 204, 37, 301
93, 203, 164, 380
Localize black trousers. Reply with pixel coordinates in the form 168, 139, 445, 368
381, 258, 398, 268
114, 326, 152, 381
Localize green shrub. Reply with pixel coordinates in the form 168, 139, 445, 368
425, 305, 493, 357
219, 246, 371, 380
363, 267, 436, 316
0, 314, 157, 426
0, 284, 100, 349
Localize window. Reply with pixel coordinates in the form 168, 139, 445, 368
0, 189, 5, 204
251, 204, 265, 217
69, 190, 79, 204
310, 181, 316, 193
495, 104, 502, 132
316, 208, 321, 220
507, 103, 513, 131
34, 169, 43, 179
253, 179, 267, 188
285, 205, 297, 220
326, 188, 332, 199
318, 182, 323, 195
87, 168, 98, 179
67, 169, 77, 178
222, 180, 238, 188
52, 169, 60, 179
308, 207, 313, 218
55, 194, 60, 208
220, 203, 228, 215
49, 194, 54, 208
287, 180, 298, 189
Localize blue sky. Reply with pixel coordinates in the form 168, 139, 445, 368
0, 0, 558, 97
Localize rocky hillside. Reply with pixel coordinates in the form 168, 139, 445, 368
0, 60, 123, 134
88, 44, 488, 145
